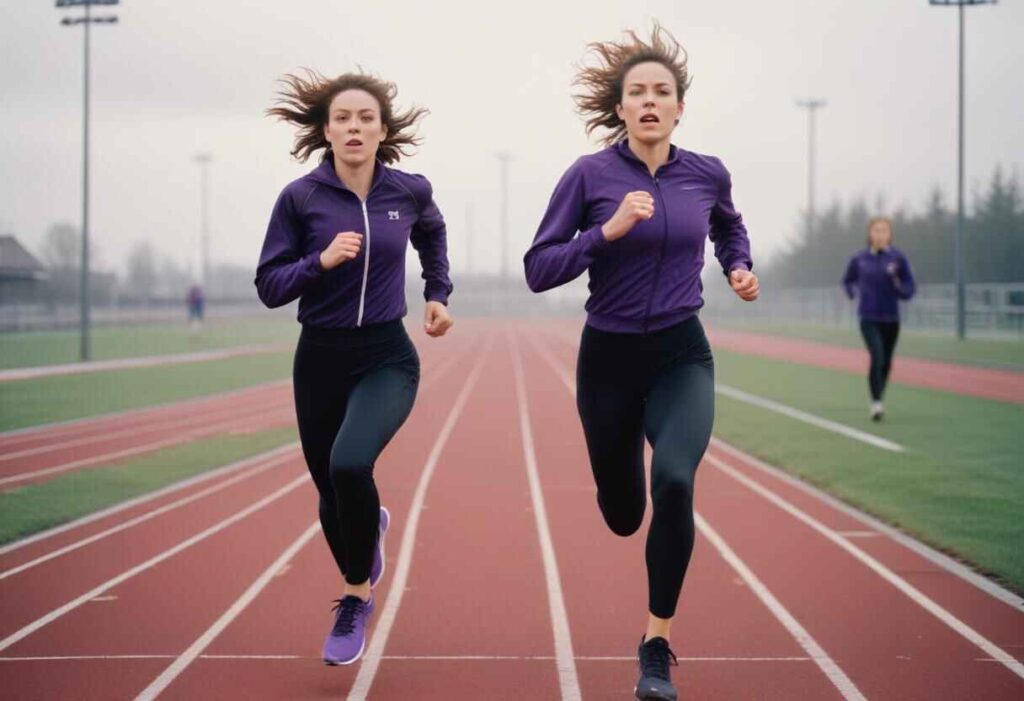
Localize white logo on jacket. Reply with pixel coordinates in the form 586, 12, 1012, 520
388, 210, 401, 220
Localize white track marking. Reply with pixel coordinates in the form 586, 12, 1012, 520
511, 336, 582, 701
346, 341, 490, 701
709, 453, 1024, 681
0, 474, 308, 652
133, 522, 321, 701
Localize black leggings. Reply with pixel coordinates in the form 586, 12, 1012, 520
859, 320, 899, 401
293, 320, 419, 586
576, 315, 715, 619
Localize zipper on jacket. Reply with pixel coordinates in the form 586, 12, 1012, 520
642, 174, 669, 333
356, 200, 372, 327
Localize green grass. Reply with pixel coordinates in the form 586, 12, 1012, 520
0, 316, 299, 370
713, 348, 1024, 593
0, 426, 299, 545
715, 321, 1024, 371
0, 351, 294, 432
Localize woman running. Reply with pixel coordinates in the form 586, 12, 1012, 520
524, 25, 757, 701
843, 217, 916, 421
256, 69, 453, 665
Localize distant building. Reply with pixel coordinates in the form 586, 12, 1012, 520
0, 235, 48, 304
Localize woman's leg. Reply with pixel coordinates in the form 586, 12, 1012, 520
329, 365, 419, 598
859, 320, 886, 402
879, 321, 900, 398
576, 329, 647, 538
293, 340, 351, 580
642, 358, 715, 637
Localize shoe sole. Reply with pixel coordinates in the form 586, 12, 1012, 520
371, 506, 390, 589
634, 686, 677, 701
323, 638, 366, 667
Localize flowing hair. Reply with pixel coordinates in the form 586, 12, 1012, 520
573, 22, 692, 147
266, 68, 428, 164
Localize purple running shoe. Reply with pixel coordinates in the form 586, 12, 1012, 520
322, 595, 374, 666
370, 506, 390, 589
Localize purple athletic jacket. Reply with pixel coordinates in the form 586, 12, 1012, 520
255, 159, 452, 328
524, 141, 752, 333
842, 247, 916, 322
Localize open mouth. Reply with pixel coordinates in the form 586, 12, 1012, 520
345, 139, 363, 147
639, 114, 660, 124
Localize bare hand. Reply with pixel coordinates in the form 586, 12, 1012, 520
729, 269, 759, 301
601, 191, 655, 242
319, 232, 363, 271
424, 301, 454, 338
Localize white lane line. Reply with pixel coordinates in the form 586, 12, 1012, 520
0, 331, 468, 560
695, 512, 867, 700
538, 328, 904, 453
133, 521, 321, 701
529, 332, 865, 700
0, 654, 815, 662
0, 473, 308, 652
346, 340, 490, 701
0, 409, 295, 488
709, 454, 1024, 681
708, 437, 1024, 612
715, 385, 904, 452
0, 397, 293, 461
0, 443, 300, 556
0, 379, 291, 442
0, 452, 298, 580
0, 344, 288, 383
511, 336, 582, 701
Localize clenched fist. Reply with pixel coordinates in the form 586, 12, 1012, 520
729, 268, 759, 302
601, 191, 655, 242
424, 301, 454, 338
319, 232, 363, 271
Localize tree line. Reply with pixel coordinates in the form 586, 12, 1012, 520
768, 166, 1023, 288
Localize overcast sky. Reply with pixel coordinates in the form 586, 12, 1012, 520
1, 0, 1020, 280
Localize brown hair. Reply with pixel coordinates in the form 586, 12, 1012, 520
573, 22, 692, 147
266, 68, 428, 164
866, 216, 894, 246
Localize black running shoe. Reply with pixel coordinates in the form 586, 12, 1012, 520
635, 636, 679, 700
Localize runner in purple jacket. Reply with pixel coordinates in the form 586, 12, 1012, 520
256, 70, 453, 666
842, 217, 916, 421
524, 25, 758, 701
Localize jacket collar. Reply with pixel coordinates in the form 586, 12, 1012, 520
308, 156, 389, 196
614, 139, 680, 171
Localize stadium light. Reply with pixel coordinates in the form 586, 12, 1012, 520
929, 0, 997, 339
56, 0, 120, 361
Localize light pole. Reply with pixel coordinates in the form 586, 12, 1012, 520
56, 0, 119, 361
929, 0, 997, 340
795, 98, 826, 242
495, 152, 511, 279
194, 152, 213, 291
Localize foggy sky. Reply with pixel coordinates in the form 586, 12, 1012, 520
1, 0, 1021, 281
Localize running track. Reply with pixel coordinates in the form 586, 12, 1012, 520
706, 328, 1024, 404
0, 320, 1021, 699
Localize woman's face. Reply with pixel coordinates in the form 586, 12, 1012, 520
868, 221, 893, 250
616, 61, 684, 146
323, 89, 387, 168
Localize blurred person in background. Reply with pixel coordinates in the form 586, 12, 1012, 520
524, 24, 757, 701
186, 283, 204, 333
255, 69, 453, 667
842, 217, 916, 421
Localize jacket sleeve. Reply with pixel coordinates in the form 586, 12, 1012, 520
842, 256, 859, 299
893, 251, 916, 300
254, 187, 324, 308
709, 158, 753, 276
409, 177, 454, 305
523, 160, 608, 293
